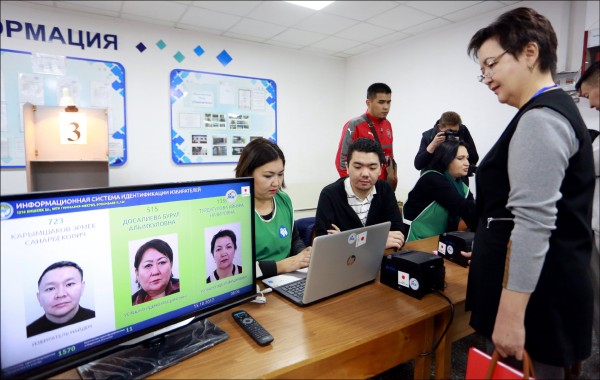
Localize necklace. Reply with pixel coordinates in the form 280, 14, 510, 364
530, 83, 559, 100
256, 198, 275, 221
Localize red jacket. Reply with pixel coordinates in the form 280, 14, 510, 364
335, 112, 394, 179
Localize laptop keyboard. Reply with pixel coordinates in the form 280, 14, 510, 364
280, 278, 307, 298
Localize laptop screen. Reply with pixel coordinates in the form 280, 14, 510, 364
0, 178, 255, 379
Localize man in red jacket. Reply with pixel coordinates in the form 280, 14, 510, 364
335, 83, 396, 189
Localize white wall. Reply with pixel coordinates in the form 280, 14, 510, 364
344, 0, 599, 202
0, 1, 345, 212
2, 1, 598, 214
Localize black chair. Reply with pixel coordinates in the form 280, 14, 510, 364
295, 217, 316, 247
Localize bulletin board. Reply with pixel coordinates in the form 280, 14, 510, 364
170, 69, 277, 164
0, 49, 127, 168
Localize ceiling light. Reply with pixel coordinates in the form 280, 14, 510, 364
285, 1, 334, 11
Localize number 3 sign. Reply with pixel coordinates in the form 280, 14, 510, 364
59, 112, 87, 144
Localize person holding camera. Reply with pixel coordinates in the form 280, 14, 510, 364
414, 111, 479, 184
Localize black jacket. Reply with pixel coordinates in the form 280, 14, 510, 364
466, 89, 594, 366
414, 122, 479, 171
402, 171, 477, 234
314, 178, 404, 237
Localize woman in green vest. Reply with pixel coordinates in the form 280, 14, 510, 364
235, 138, 311, 279
402, 140, 477, 242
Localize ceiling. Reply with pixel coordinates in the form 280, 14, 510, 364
19, 1, 522, 58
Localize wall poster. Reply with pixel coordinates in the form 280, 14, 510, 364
170, 69, 277, 164
0, 49, 127, 167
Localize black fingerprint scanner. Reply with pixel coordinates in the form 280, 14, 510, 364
380, 250, 445, 299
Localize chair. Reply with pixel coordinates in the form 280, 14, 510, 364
295, 217, 316, 247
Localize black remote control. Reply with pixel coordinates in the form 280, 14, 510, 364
232, 310, 274, 346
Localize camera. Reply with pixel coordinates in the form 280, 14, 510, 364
444, 130, 460, 141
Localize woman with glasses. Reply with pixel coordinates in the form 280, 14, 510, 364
464, 7, 595, 378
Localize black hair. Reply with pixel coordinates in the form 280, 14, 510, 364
575, 61, 600, 91
427, 140, 469, 173
366, 83, 392, 100
235, 137, 286, 188
134, 239, 174, 270
210, 229, 237, 255
347, 137, 385, 165
467, 7, 558, 77
38, 261, 83, 287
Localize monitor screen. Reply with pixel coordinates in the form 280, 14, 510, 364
0, 178, 256, 379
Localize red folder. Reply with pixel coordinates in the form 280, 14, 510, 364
466, 347, 535, 379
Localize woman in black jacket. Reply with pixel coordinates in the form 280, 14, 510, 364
403, 140, 477, 242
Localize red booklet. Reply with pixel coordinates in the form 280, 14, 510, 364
466, 347, 534, 379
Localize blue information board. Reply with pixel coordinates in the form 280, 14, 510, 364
170, 69, 277, 164
0, 49, 127, 167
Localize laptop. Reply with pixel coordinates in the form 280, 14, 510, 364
262, 221, 391, 306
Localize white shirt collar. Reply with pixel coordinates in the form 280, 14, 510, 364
344, 177, 376, 201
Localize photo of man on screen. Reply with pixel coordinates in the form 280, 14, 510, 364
26, 261, 95, 338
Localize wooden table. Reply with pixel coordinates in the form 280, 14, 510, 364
57, 237, 471, 379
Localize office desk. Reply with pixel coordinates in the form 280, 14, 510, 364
57, 237, 470, 379
57, 281, 441, 379
159, 282, 446, 379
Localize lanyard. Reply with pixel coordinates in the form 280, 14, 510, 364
531, 83, 559, 100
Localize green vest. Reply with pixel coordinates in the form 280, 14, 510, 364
254, 191, 294, 262
404, 170, 468, 242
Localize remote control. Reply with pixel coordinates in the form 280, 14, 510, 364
232, 310, 274, 346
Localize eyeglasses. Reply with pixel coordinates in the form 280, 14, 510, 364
477, 49, 509, 83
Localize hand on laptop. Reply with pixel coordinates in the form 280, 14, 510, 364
460, 250, 472, 265
386, 231, 405, 251
327, 223, 341, 234
276, 247, 312, 274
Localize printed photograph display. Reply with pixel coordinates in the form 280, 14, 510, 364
170, 69, 277, 164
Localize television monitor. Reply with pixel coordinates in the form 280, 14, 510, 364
0, 178, 256, 379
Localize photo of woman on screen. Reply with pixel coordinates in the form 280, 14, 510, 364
132, 238, 180, 305
206, 229, 242, 283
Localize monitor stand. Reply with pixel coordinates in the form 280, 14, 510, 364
77, 318, 228, 379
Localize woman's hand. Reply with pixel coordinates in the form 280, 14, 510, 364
386, 231, 405, 250
460, 250, 472, 265
277, 247, 312, 274
492, 289, 530, 360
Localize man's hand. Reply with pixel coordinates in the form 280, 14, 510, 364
327, 223, 341, 235
426, 132, 446, 153
386, 230, 405, 250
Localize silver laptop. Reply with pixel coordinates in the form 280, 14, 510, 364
261, 221, 391, 306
